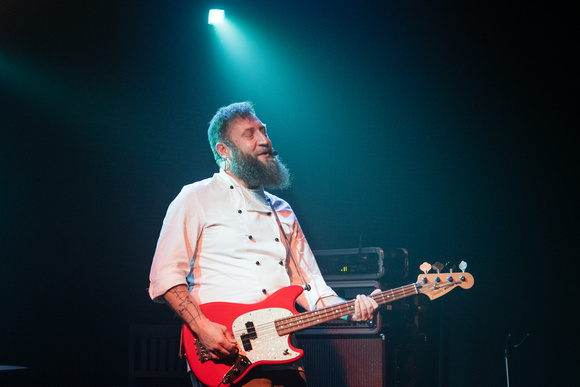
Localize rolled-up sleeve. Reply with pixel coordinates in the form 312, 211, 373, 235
148, 187, 202, 303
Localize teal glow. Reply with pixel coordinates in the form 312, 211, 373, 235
0, 51, 72, 113
0, 50, 113, 134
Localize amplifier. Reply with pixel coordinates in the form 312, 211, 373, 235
296, 335, 386, 387
314, 247, 385, 281
298, 281, 382, 335
314, 247, 409, 285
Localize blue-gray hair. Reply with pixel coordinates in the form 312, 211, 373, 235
207, 101, 256, 165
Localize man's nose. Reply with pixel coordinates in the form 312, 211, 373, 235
256, 131, 270, 146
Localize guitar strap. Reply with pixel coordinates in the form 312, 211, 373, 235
267, 197, 311, 292
179, 327, 185, 360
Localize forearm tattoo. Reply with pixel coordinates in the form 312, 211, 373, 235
169, 287, 203, 324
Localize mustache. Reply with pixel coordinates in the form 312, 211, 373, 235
256, 148, 278, 157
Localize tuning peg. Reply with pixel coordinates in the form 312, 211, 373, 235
446, 262, 457, 273
432, 262, 444, 274
459, 261, 467, 273
420, 262, 432, 274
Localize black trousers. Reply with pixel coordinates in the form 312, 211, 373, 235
189, 367, 307, 387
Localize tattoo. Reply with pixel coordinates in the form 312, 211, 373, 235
169, 287, 203, 324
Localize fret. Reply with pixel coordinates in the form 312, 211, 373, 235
276, 286, 405, 336
275, 275, 472, 337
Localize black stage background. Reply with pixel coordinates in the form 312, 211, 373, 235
1, 1, 576, 386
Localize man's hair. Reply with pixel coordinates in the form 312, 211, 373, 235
207, 101, 256, 164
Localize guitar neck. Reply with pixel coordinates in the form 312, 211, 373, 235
275, 282, 419, 336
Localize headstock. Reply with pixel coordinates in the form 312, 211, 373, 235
416, 260, 474, 300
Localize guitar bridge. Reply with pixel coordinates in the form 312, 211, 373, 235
194, 339, 212, 363
222, 355, 252, 385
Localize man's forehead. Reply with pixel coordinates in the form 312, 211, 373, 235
229, 115, 265, 133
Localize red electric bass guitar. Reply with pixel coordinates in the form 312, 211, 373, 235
183, 265, 474, 386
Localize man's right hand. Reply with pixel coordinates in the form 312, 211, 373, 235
195, 319, 238, 360
163, 285, 238, 360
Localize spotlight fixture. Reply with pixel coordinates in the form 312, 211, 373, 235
208, 9, 225, 25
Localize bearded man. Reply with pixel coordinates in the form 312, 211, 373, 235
148, 102, 378, 387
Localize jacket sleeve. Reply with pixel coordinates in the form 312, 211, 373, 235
148, 186, 203, 303
286, 215, 342, 311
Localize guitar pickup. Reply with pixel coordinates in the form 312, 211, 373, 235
240, 321, 258, 351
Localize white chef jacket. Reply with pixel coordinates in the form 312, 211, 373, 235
149, 169, 339, 311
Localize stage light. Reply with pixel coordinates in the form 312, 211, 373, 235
208, 9, 225, 25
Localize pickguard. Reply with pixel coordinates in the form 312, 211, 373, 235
232, 308, 301, 363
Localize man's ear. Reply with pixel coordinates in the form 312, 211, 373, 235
216, 142, 230, 159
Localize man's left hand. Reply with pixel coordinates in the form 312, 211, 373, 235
351, 290, 380, 321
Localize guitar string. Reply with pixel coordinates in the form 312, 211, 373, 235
230, 281, 458, 342
232, 291, 390, 342
275, 283, 420, 335
263, 280, 456, 339
231, 282, 425, 339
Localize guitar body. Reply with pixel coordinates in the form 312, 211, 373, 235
183, 286, 305, 386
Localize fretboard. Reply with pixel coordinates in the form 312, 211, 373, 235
275, 282, 421, 336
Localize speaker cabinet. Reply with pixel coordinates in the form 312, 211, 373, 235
296, 335, 386, 387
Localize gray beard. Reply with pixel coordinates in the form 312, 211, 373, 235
229, 147, 291, 190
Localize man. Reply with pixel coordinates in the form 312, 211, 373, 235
149, 102, 378, 386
